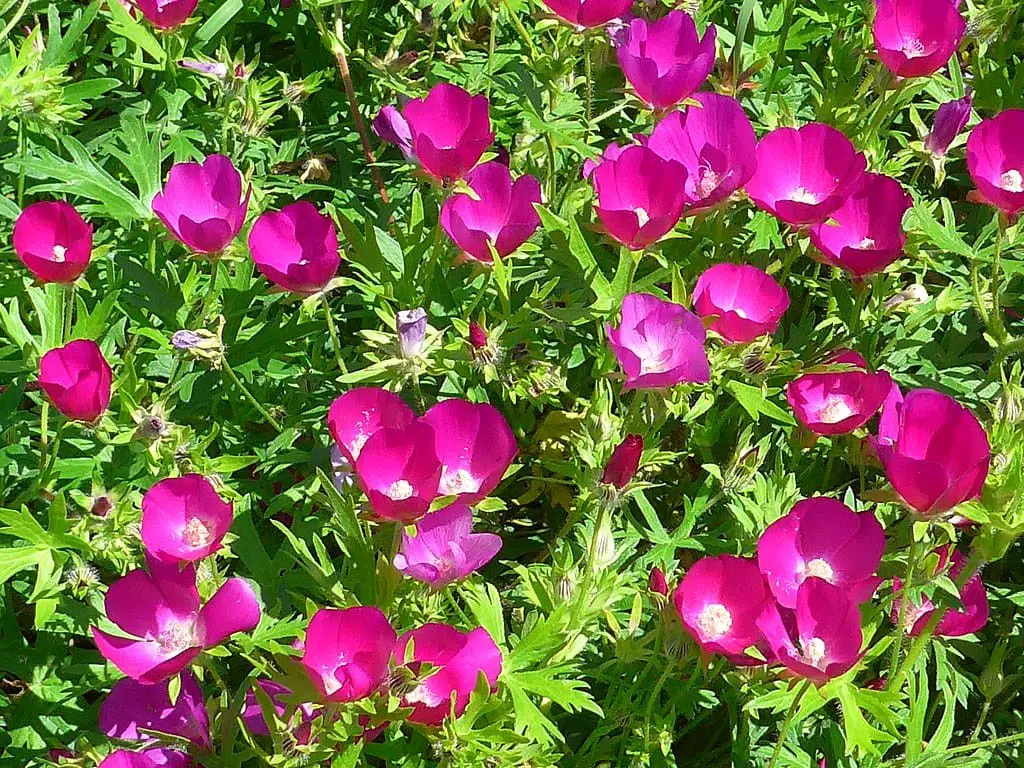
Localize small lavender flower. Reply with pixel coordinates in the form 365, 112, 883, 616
925, 92, 973, 157
179, 59, 229, 79
396, 308, 427, 358
171, 330, 203, 349
330, 445, 355, 490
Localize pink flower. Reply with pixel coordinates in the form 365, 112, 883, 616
757, 578, 864, 682
327, 387, 416, 464
808, 173, 912, 278
141, 474, 233, 564
582, 141, 636, 180
647, 93, 758, 211
393, 503, 502, 589
100, 672, 210, 748
354, 421, 442, 522
691, 264, 789, 344
672, 555, 770, 658
38, 339, 112, 422
746, 124, 866, 226
602, 434, 644, 488
757, 498, 884, 610
966, 110, 1024, 217
539, 0, 633, 28
870, 388, 990, 516
13, 201, 93, 283
607, 293, 710, 390
786, 355, 893, 435
99, 749, 192, 768
649, 567, 669, 596
394, 623, 502, 726
373, 105, 415, 161
440, 162, 542, 263
241, 680, 317, 741
468, 322, 488, 349
892, 546, 989, 637
91, 556, 261, 684
925, 93, 973, 157
614, 12, 716, 109
247, 202, 340, 294
152, 154, 250, 255
401, 83, 493, 183
133, 0, 198, 29
300, 606, 396, 702
591, 145, 688, 249
420, 399, 517, 504
872, 0, 965, 79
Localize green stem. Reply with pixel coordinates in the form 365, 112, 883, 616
16, 118, 26, 206
764, 0, 796, 97
970, 700, 991, 743
63, 284, 75, 342
583, 35, 593, 135
849, 279, 871, 337
322, 296, 347, 375
221, 358, 283, 431
990, 217, 1006, 345
201, 259, 220, 319
766, 680, 811, 768
502, 0, 540, 63
887, 535, 921, 690
39, 401, 49, 474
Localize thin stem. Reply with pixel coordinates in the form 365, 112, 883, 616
0, 0, 30, 51
501, 0, 540, 63
970, 701, 991, 743
17, 118, 26, 206
201, 259, 220, 319
764, 0, 796, 97
990, 217, 1006, 345
63, 284, 76, 341
583, 35, 594, 135
322, 296, 347, 375
767, 680, 811, 768
221, 358, 283, 431
849, 279, 871, 338
39, 401, 49, 474
887, 535, 921, 689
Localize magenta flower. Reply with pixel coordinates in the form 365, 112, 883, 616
38, 339, 112, 422
786, 356, 893, 435
757, 578, 864, 682
872, 0, 965, 79
591, 145, 688, 249
672, 555, 770, 658
757, 498, 884, 610
746, 124, 866, 226
892, 546, 989, 637
602, 434, 644, 488
133, 0, 198, 29
614, 12, 716, 110
691, 264, 789, 344
394, 623, 502, 726
241, 680, 317, 742
393, 503, 502, 589
420, 399, 517, 503
327, 387, 416, 464
91, 556, 261, 684
99, 749, 192, 768
870, 388, 990, 516
401, 83, 493, 183
300, 606, 396, 702
925, 93, 972, 157
646, 93, 758, 211
13, 201, 93, 284
607, 293, 710, 390
582, 141, 636, 180
100, 672, 210, 748
354, 421, 442, 522
141, 474, 233, 564
539, 0, 633, 28
966, 110, 1024, 217
649, 567, 669, 596
373, 105, 415, 161
247, 202, 340, 294
152, 154, 249, 255
808, 173, 912, 278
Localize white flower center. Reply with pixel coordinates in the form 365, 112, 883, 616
386, 479, 415, 501
901, 38, 926, 58
639, 347, 674, 376
183, 516, 214, 548
696, 603, 733, 640
321, 654, 349, 696
1000, 169, 1024, 193
405, 682, 444, 708
788, 187, 820, 205
51, 244, 67, 263
804, 557, 835, 582
350, 433, 369, 460
858, 237, 876, 249
440, 467, 481, 496
818, 395, 855, 424
635, 208, 651, 228
802, 636, 827, 667
697, 168, 721, 199
156, 617, 197, 654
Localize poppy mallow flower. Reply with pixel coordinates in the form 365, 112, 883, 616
691, 264, 790, 344
13, 201, 93, 283
892, 546, 989, 637
757, 498, 884, 610
746, 124, 866, 226
870, 388, 990, 516
327, 387, 416, 464
373, 105, 415, 161
420, 399, 517, 504
99, 749, 192, 768
808, 173, 912, 278
247, 202, 340, 294
966, 110, 1024, 217
300, 606, 397, 702
614, 12, 717, 110
100, 672, 210, 747
400, 83, 493, 183
539, 0, 633, 28
241, 680, 317, 741
91, 556, 261, 684
133, 0, 198, 29
38, 339, 112, 422
440, 162, 542, 263
591, 145, 689, 250
152, 154, 250, 255
646, 93, 758, 211
394, 623, 502, 726
141, 474, 233, 564
607, 293, 710, 390
925, 93, 972, 158
602, 434, 644, 488
393, 503, 502, 588
354, 421, 442, 522
872, 0, 965, 80
786, 354, 893, 435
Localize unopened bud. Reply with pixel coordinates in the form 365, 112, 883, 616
178, 59, 229, 79
91, 495, 113, 517
593, 522, 616, 570
884, 284, 929, 312
469, 321, 488, 349
649, 567, 668, 596
980, 640, 1007, 700
396, 308, 427, 358
554, 571, 575, 602
602, 435, 643, 489
924, 92, 973, 158
171, 320, 225, 367
995, 384, 1024, 424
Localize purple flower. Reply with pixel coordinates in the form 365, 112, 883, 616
141, 474, 233, 565
247, 201, 341, 295
892, 546, 989, 637
540, 0, 633, 28
241, 680, 317, 741
100, 672, 210, 748
691, 263, 789, 344
925, 93, 972, 157
12, 201, 93, 284
327, 387, 416, 464
99, 749, 192, 768
786, 354, 893, 435
396, 308, 428, 357
373, 104, 415, 160
355, 421, 442, 523
300, 606, 396, 702
602, 434, 644, 488
872, 0, 966, 79
401, 83, 493, 183
967, 109, 1024, 217
393, 503, 502, 588
582, 141, 636, 180
178, 59, 229, 79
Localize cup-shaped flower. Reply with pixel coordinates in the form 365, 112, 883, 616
393, 503, 502, 589
440, 162, 542, 263
872, 0, 965, 79
354, 421, 443, 522
141, 474, 233, 564
746, 124, 866, 226
13, 201, 93, 283
691, 264, 790, 344
540, 0, 633, 28
241, 680, 317, 742
397, 308, 428, 357
892, 546, 989, 637
38, 339, 112, 422
925, 93, 972, 157
614, 12, 716, 109
91, 556, 261, 684
133, 0, 198, 29
99, 749, 192, 768
420, 399, 517, 504
808, 173, 912, 278
870, 388, 990, 516
672, 555, 770, 658
152, 154, 249, 255
394, 623, 502, 726
757, 498, 884, 610
301, 606, 397, 702
327, 387, 416, 464
582, 141, 635, 181
602, 434, 644, 488
966, 110, 1024, 217
591, 145, 689, 249
402, 83, 493, 183
647, 93, 757, 211
373, 105, 415, 161
607, 293, 710, 390
757, 578, 863, 682
247, 202, 340, 294
100, 672, 210, 748
786, 358, 893, 435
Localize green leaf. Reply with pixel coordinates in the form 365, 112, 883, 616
0, 546, 48, 586
194, 0, 244, 46
106, 0, 166, 63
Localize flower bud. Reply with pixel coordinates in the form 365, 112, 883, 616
995, 383, 1024, 425
469, 321, 488, 349
91, 494, 113, 517
649, 567, 668, 596
179, 59, 229, 79
602, 435, 643, 489
554, 570, 575, 602
924, 92, 973, 158
171, 320, 225, 367
396, 308, 427, 358
979, 640, 1007, 700
593, 521, 617, 570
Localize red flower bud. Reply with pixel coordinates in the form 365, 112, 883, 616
469, 321, 488, 350
602, 434, 643, 488
649, 567, 668, 595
